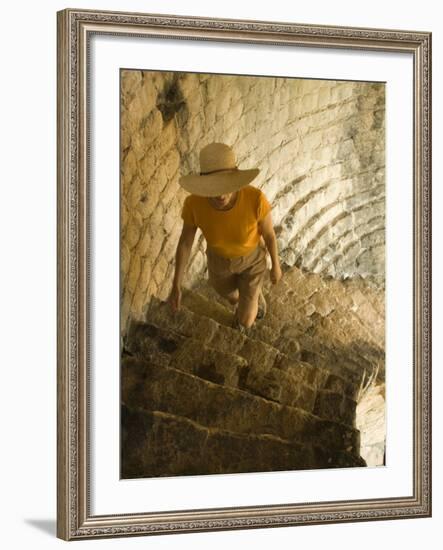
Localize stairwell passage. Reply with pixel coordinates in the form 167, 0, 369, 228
121, 265, 384, 478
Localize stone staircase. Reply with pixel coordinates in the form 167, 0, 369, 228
121, 265, 384, 479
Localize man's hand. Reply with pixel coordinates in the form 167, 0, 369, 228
270, 263, 282, 284
168, 285, 182, 312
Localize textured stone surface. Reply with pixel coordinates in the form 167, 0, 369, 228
147, 297, 278, 373
356, 383, 386, 465
120, 71, 385, 332
145, 294, 356, 423
314, 390, 357, 428
119, 269, 388, 478
195, 266, 385, 466
121, 407, 365, 479
121, 356, 358, 448
125, 320, 246, 388
244, 366, 317, 412
121, 220, 385, 476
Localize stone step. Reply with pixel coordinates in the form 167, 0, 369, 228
125, 319, 247, 389
279, 266, 385, 321
122, 355, 361, 452
288, 266, 385, 317
314, 390, 357, 428
243, 364, 316, 412
297, 332, 384, 387
274, 353, 358, 400
245, 365, 356, 426
295, 334, 365, 386
121, 406, 366, 479
146, 297, 280, 374
145, 297, 356, 420
340, 278, 385, 318
310, 309, 383, 350
187, 287, 306, 365
181, 289, 359, 402
182, 285, 360, 406
182, 287, 233, 327
267, 274, 384, 347
264, 289, 380, 351
249, 317, 365, 390
262, 267, 384, 348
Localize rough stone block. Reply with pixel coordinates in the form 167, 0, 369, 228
173, 338, 246, 388
301, 93, 315, 112
125, 322, 245, 388
318, 87, 331, 108
245, 366, 316, 412
272, 335, 302, 361
121, 407, 324, 478
122, 149, 138, 183
126, 254, 141, 293
245, 367, 282, 402
181, 289, 233, 327
147, 297, 219, 346
122, 355, 359, 451
121, 70, 142, 102
314, 390, 357, 428
238, 338, 279, 373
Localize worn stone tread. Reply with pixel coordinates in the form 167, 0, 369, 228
121, 406, 366, 479
144, 299, 356, 417
121, 264, 385, 473
182, 287, 233, 327
188, 286, 361, 398
125, 319, 247, 389
193, 287, 361, 399
153, 291, 356, 397
147, 297, 280, 372
122, 355, 360, 449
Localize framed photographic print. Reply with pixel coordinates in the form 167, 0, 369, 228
57, 8, 431, 540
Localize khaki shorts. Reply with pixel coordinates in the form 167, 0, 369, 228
206, 245, 267, 301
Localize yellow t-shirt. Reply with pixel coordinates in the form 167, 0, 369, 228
181, 185, 271, 259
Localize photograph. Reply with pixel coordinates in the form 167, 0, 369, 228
2, 0, 439, 547
55, 6, 431, 540
119, 69, 386, 479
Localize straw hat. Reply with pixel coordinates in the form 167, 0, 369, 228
179, 143, 259, 197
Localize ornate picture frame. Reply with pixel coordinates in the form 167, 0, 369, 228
57, 8, 431, 540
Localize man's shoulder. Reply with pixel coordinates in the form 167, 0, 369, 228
183, 194, 208, 217
243, 185, 267, 202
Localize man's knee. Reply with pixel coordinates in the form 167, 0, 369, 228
226, 290, 239, 305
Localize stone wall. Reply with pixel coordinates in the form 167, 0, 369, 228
121, 70, 385, 332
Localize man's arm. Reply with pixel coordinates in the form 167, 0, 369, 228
258, 212, 282, 284
169, 222, 197, 311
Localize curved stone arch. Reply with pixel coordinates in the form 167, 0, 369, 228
304, 214, 386, 273
279, 187, 385, 264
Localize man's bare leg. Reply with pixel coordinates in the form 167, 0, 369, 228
236, 291, 259, 329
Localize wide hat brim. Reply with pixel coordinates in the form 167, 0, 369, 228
179, 168, 260, 197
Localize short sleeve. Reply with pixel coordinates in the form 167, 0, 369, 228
181, 195, 196, 227
257, 190, 272, 221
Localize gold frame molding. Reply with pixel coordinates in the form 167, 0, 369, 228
57, 8, 432, 540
